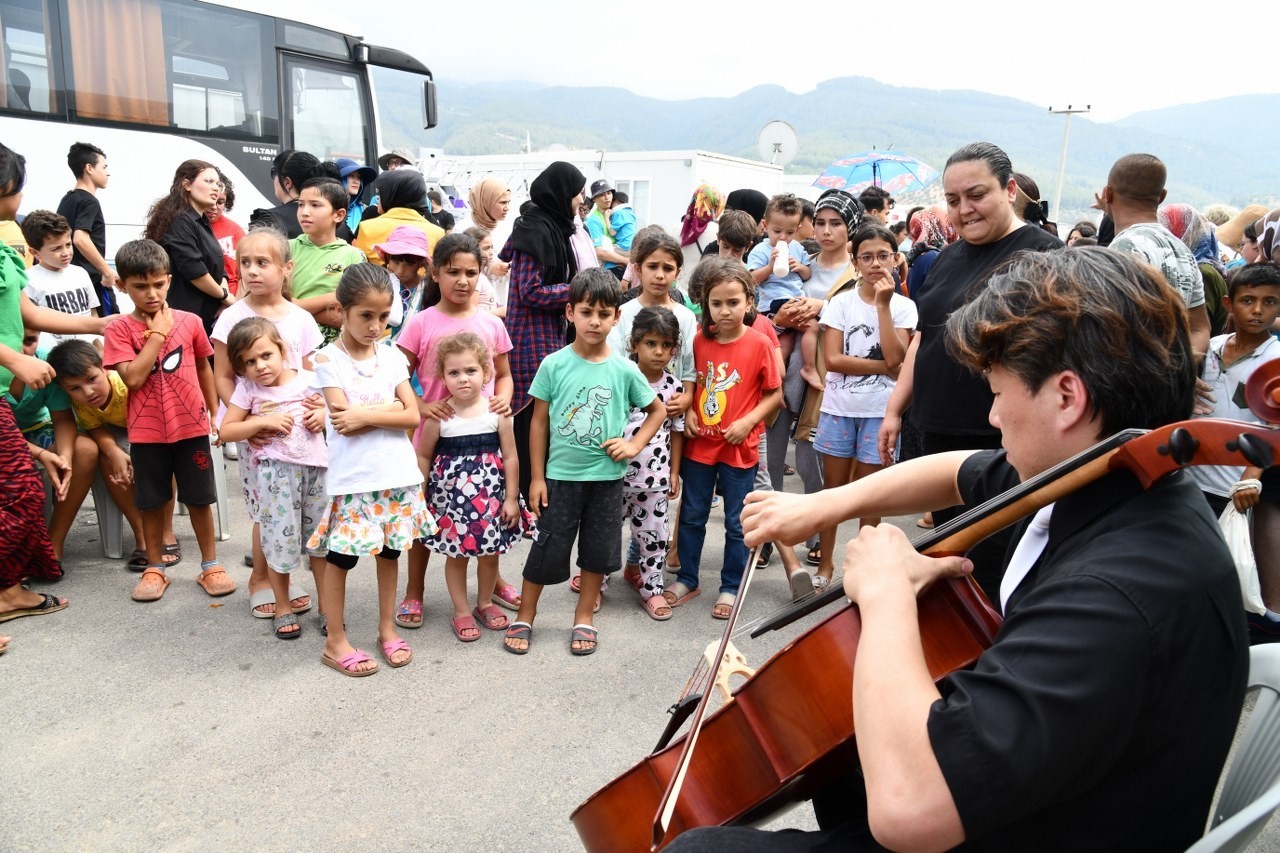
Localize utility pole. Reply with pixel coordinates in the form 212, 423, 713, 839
1049, 105, 1091, 224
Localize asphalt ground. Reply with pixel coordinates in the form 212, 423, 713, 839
2, 447, 1277, 851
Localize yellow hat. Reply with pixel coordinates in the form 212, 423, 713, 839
1217, 204, 1270, 251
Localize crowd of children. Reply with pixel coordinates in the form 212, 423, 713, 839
7, 138, 1280, 672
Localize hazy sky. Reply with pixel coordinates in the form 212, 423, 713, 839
310, 0, 1270, 124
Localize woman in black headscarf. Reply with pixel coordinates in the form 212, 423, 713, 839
353, 169, 444, 262
498, 161, 587, 499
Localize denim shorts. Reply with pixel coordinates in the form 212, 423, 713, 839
813, 412, 886, 465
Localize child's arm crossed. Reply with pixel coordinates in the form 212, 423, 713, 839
218, 403, 292, 444
603, 396, 665, 460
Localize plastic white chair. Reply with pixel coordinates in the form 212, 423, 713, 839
41, 468, 123, 559
1188, 643, 1280, 852
174, 445, 232, 542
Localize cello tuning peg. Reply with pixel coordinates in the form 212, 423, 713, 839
1159, 427, 1200, 466
1231, 433, 1275, 469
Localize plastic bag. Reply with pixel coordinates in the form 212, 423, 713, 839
1219, 504, 1264, 615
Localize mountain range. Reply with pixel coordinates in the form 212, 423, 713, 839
385, 76, 1277, 217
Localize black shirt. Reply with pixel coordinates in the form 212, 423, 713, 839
927, 450, 1247, 851
911, 226, 1063, 435
57, 188, 106, 288
160, 207, 225, 334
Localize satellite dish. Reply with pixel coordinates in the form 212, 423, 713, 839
757, 120, 799, 167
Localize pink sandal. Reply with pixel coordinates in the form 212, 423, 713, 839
450, 614, 481, 643
379, 637, 413, 668
322, 649, 378, 677
491, 584, 521, 611
642, 594, 672, 621
472, 604, 509, 631
394, 598, 423, 628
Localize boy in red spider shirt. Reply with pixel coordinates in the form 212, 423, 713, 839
103, 239, 232, 603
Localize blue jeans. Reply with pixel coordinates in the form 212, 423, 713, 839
676, 458, 757, 596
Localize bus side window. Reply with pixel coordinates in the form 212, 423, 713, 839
0, 0, 60, 115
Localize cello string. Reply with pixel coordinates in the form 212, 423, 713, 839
652, 542, 765, 847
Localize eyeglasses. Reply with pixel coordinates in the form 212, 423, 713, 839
857, 252, 896, 265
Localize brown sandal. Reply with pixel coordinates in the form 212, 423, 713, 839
195, 566, 236, 597
132, 568, 170, 602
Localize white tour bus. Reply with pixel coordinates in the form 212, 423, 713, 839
0, 0, 436, 257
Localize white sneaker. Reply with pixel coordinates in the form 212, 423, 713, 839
222, 443, 238, 461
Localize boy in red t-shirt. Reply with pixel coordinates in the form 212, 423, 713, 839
103, 239, 231, 603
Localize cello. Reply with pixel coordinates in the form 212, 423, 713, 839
569, 361, 1280, 852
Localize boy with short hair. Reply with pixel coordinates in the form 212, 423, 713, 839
103, 239, 231, 603
715, 210, 758, 265
20, 210, 100, 349
57, 141, 117, 312
609, 190, 638, 256
1191, 263, 1280, 633
747, 194, 820, 389
48, 338, 180, 571
504, 268, 666, 655
291, 177, 365, 343
5, 328, 95, 564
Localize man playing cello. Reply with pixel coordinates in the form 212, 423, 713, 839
673, 248, 1248, 851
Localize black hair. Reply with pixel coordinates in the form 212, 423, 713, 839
47, 338, 102, 378
335, 262, 394, 309
215, 167, 236, 211
1228, 262, 1280, 300
273, 150, 325, 195
67, 142, 105, 179
1068, 220, 1097, 241
436, 210, 456, 231
568, 267, 621, 309
694, 256, 757, 339
858, 186, 892, 213
300, 177, 348, 213
20, 209, 70, 251
115, 239, 170, 280
799, 198, 815, 222
628, 306, 681, 362
613, 190, 629, 205
0, 142, 27, 199
850, 223, 898, 258
633, 232, 683, 271
945, 142, 1014, 187
422, 233, 482, 309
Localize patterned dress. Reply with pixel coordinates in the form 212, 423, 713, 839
423, 412, 534, 557
0, 399, 61, 585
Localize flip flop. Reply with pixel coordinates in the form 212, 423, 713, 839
450, 614, 481, 643
287, 585, 312, 615
322, 649, 377, 677
0, 592, 68, 622
641, 594, 673, 621
128, 549, 179, 571
712, 592, 736, 620
570, 624, 598, 656
503, 621, 532, 655
394, 597, 423, 628
272, 613, 301, 640
249, 588, 275, 618
662, 582, 700, 608
195, 566, 236, 597
789, 570, 815, 602
164, 544, 182, 566
806, 547, 821, 566
491, 583, 522, 611
471, 604, 509, 631
379, 637, 412, 667
916, 517, 935, 530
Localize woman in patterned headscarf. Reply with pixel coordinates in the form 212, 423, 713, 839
1255, 208, 1280, 264
677, 183, 725, 281
904, 206, 957, 300
1160, 203, 1228, 335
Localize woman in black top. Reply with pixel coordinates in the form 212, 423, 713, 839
144, 160, 231, 334
878, 142, 1062, 596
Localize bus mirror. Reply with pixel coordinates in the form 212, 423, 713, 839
423, 79, 438, 130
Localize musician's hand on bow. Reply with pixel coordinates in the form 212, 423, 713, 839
842, 524, 973, 603
742, 490, 820, 547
